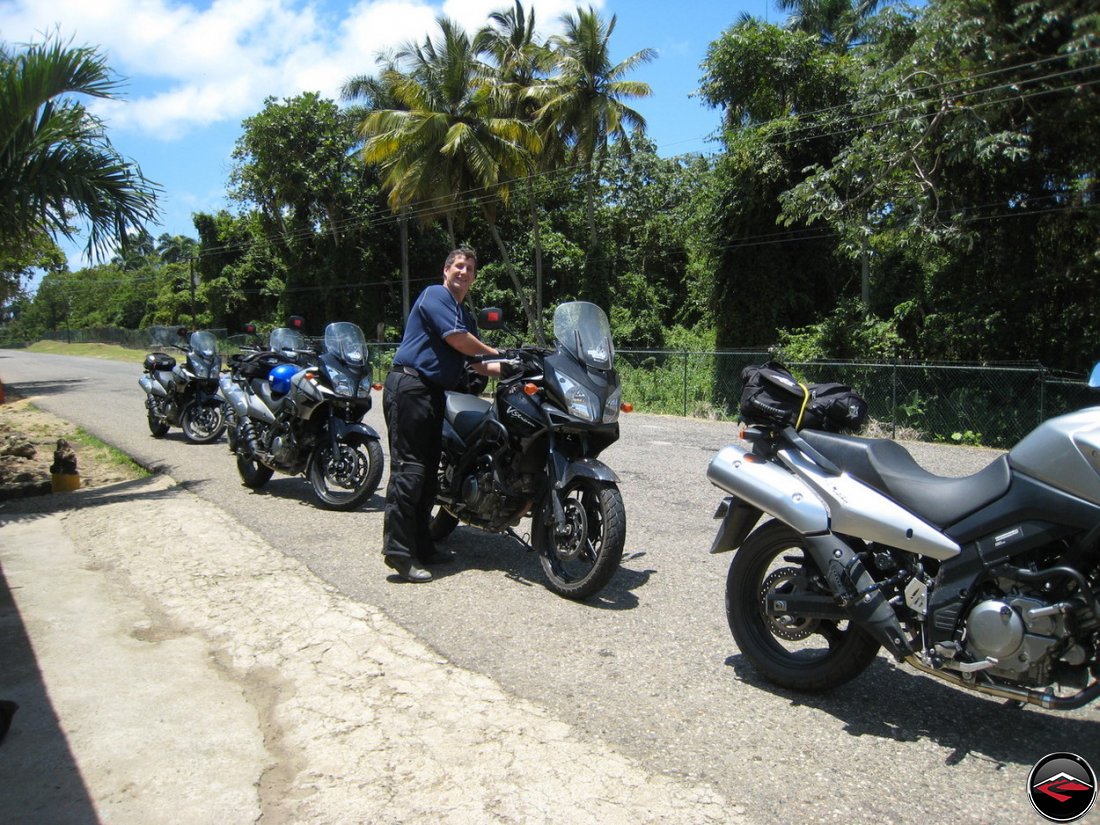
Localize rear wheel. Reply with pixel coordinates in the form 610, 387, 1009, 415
726, 521, 880, 691
533, 478, 625, 600
181, 401, 226, 443
237, 454, 274, 488
307, 438, 384, 511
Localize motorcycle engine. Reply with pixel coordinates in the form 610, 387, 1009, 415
963, 592, 1086, 686
264, 422, 296, 464
460, 457, 496, 519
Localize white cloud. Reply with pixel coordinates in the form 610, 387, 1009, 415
0, 0, 605, 141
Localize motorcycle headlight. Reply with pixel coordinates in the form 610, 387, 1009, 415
555, 371, 598, 422
358, 376, 374, 397
327, 364, 354, 396
603, 387, 622, 423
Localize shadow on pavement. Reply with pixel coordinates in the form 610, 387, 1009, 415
0, 559, 98, 825
428, 526, 651, 610
723, 653, 1100, 769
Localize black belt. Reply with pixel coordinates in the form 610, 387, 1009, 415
391, 365, 442, 391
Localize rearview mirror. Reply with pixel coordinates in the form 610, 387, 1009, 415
478, 307, 504, 330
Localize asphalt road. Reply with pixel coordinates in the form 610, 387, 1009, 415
3, 348, 1099, 824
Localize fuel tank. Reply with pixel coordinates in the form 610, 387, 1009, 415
1009, 406, 1100, 505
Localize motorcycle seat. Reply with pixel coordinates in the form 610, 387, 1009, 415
445, 391, 492, 440
799, 430, 1012, 528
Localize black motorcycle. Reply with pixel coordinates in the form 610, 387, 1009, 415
224, 321, 384, 511
138, 328, 227, 443
430, 301, 628, 600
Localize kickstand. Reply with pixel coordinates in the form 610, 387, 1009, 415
507, 527, 533, 552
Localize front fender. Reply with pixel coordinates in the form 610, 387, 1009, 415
560, 457, 619, 487
328, 419, 381, 443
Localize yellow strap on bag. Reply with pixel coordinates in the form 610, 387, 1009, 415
794, 383, 811, 430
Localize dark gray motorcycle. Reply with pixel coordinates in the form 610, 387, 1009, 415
221, 321, 384, 511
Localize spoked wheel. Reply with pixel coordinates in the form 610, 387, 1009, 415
181, 401, 226, 444
429, 506, 460, 541
147, 410, 169, 438
533, 478, 625, 600
236, 454, 274, 489
307, 438, 384, 511
726, 521, 880, 691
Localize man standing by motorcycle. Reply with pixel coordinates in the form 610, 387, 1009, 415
382, 247, 509, 583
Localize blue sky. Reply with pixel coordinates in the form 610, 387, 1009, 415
1, 0, 779, 267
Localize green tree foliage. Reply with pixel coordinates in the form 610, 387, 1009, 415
779, 0, 1100, 369
698, 20, 857, 348
538, 7, 655, 307
0, 33, 159, 266
221, 92, 403, 336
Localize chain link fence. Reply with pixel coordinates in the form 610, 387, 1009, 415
615, 351, 1094, 448
31, 330, 1094, 448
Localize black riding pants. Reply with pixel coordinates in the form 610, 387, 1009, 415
382, 370, 445, 562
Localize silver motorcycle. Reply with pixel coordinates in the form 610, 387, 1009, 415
707, 365, 1100, 710
139, 329, 227, 443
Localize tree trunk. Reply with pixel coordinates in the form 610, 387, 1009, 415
528, 182, 546, 345
487, 217, 538, 336
400, 211, 410, 324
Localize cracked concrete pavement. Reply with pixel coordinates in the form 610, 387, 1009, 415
0, 474, 740, 824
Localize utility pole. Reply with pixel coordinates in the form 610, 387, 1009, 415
189, 256, 198, 327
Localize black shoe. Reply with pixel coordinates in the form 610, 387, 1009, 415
384, 555, 432, 583
419, 547, 456, 565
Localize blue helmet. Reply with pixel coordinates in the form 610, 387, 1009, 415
269, 363, 298, 395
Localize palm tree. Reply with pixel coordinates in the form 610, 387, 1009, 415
0, 33, 159, 262
357, 16, 541, 332
777, 0, 890, 49
343, 54, 417, 322
155, 233, 198, 264
538, 6, 655, 304
476, 1, 555, 340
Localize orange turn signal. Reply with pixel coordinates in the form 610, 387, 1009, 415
372, 382, 383, 391
620, 402, 634, 413
523, 383, 539, 396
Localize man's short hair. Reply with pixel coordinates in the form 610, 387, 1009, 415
445, 246, 477, 269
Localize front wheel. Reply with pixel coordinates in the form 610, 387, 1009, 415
533, 478, 625, 600
307, 438, 384, 511
429, 506, 459, 541
726, 521, 880, 692
181, 400, 226, 443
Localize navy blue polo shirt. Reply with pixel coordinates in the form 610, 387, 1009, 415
393, 284, 478, 390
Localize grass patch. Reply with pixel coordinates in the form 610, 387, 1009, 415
69, 426, 150, 479
24, 340, 140, 362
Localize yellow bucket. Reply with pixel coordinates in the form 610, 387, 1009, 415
51, 473, 81, 493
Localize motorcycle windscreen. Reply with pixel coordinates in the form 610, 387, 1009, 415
189, 330, 218, 358
553, 302, 614, 370
322, 322, 368, 366
269, 327, 306, 353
